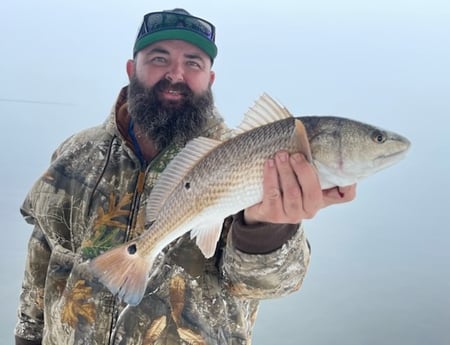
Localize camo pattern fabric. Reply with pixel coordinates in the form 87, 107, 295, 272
15, 86, 311, 345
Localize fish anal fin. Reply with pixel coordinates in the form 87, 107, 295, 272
89, 243, 153, 306
294, 119, 313, 163
190, 222, 223, 258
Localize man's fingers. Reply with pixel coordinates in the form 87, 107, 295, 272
261, 157, 285, 221
289, 153, 323, 218
244, 151, 357, 225
243, 158, 283, 225
274, 152, 302, 218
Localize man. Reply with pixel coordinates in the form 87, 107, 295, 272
15, 8, 355, 345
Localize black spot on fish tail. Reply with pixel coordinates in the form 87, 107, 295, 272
127, 244, 137, 255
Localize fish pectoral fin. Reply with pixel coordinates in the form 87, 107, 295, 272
190, 222, 224, 258
294, 119, 313, 163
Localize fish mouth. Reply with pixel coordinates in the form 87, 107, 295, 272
378, 150, 407, 160
375, 137, 411, 164
374, 149, 409, 170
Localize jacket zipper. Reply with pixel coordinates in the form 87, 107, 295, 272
108, 168, 146, 345
125, 169, 146, 241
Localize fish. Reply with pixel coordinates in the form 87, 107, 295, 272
89, 93, 411, 306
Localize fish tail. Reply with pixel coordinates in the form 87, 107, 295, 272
89, 242, 153, 306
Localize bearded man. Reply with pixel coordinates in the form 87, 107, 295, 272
15, 8, 355, 345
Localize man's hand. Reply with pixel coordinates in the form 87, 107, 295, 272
244, 151, 356, 225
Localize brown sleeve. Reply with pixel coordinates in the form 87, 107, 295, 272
231, 211, 299, 254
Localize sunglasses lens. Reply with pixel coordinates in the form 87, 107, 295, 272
140, 12, 215, 41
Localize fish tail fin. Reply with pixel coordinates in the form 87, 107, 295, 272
89, 242, 153, 306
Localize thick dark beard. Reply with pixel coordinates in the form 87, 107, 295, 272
127, 76, 214, 151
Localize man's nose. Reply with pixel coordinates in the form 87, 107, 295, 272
165, 63, 184, 83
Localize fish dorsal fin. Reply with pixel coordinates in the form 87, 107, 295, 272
235, 93, 293, 134
146, 137, 223, 221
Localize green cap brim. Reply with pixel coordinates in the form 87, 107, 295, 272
133, 29, 217, 61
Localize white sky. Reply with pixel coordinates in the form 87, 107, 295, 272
1, 0, 449, 344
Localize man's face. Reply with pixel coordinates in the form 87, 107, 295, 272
126, 40, 216, 151
128, 39, 215, 104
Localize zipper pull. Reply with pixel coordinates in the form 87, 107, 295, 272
136, 170, 145, 194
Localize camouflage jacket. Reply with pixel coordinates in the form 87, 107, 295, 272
15, 87, 311, 345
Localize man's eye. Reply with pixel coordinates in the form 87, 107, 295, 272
187, 61, 201, 68
152, 57, 167, 63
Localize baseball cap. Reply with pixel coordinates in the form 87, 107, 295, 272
133, 8, 217, 62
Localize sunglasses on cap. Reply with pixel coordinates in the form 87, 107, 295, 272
137, 11, 216, 43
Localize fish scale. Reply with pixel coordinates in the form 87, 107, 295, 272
90, 93, 410, 306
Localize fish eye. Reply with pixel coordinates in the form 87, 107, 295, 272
184, 182, 191, 190
372, 130, 387, 144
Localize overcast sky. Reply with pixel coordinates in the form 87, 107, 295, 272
1, 0, 449, 344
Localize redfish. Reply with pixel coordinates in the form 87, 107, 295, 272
90, 93, 410, 305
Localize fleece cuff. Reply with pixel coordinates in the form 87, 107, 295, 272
231, 211, 299, 254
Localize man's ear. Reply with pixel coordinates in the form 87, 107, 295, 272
209, 70, 216, 86
126, 59, 135, 79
